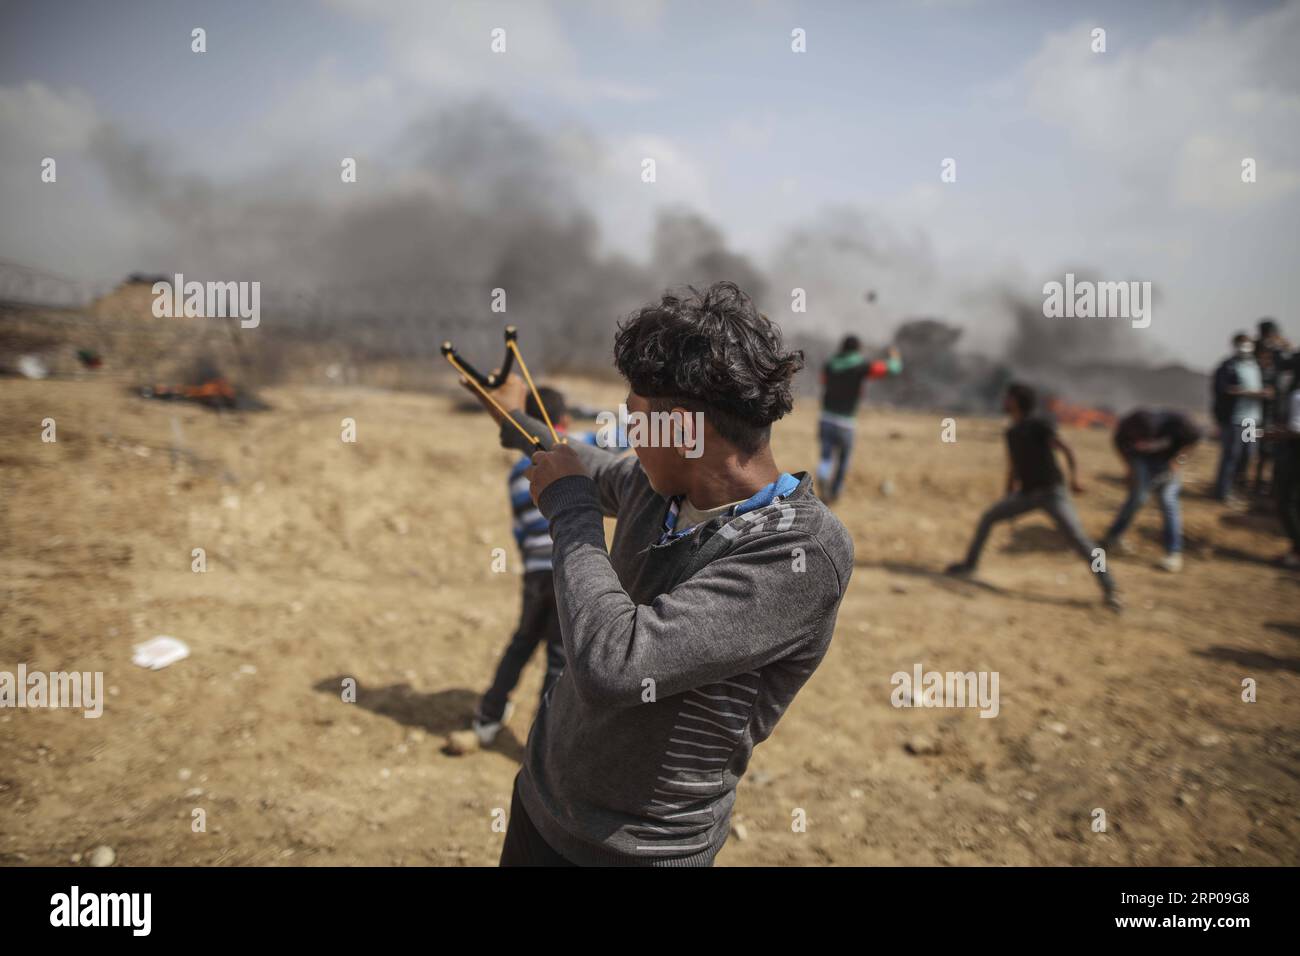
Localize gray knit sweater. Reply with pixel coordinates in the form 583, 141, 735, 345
500, 412, 854, 866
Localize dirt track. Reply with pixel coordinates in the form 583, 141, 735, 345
1, 375, 1297, 865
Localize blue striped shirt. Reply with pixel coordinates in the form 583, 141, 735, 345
509, 430, 616, 572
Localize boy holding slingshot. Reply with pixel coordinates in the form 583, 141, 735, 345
453, 282, 854, 866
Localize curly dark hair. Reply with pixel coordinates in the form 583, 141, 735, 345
1006, 382, 1038, 415
613, 281, 804, 453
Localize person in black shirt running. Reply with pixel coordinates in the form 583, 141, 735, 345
946, 383, 1120, 611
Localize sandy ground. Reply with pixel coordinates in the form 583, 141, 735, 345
1, 374, 1297, 866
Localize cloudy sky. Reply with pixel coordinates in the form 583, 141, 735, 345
1, 0, 1296, 369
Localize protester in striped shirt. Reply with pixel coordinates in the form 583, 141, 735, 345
472, 386, 613, 746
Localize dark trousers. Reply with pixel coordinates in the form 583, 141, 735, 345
1214, 422, 1255, 499
1104, 457, 1183, 553
817, 417, 854, 499
500, 774, 575, 866
963, 485, 1115, 594
1254, 414, 1275, 493
479, 570, 565, 723
1277, 444, 1300, 553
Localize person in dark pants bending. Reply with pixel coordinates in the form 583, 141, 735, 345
1099, 408, 1201, 573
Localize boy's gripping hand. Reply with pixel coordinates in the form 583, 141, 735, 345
525, 444, 589, 506
458, 370, 527, 425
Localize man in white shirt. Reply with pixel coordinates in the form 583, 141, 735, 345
1212, 333, 1273, 502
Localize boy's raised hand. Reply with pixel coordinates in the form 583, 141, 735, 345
458, 370, 528, 425
525, 444, 589, 506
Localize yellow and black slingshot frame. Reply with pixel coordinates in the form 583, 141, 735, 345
441, 326, 565, 447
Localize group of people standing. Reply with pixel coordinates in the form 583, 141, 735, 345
1210, 320, 1300, 567
815, 321, 1300, 610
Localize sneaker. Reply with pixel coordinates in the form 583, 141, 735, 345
1104, 591, 1124, 613
944, 562, 974, 577
1158, 553, 1183, 573
471, 701, 515, 747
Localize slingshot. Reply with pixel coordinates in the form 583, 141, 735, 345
441, 326, 564, 447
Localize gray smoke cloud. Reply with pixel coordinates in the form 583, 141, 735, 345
82, 100, 769, 375
76, 97, 1198, 409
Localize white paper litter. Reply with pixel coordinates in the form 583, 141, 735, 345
17, 355, 49, 380
132, 635, 190, 670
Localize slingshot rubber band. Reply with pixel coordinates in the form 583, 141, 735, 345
507, 339, 565, 445
444, 351, 541, 447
